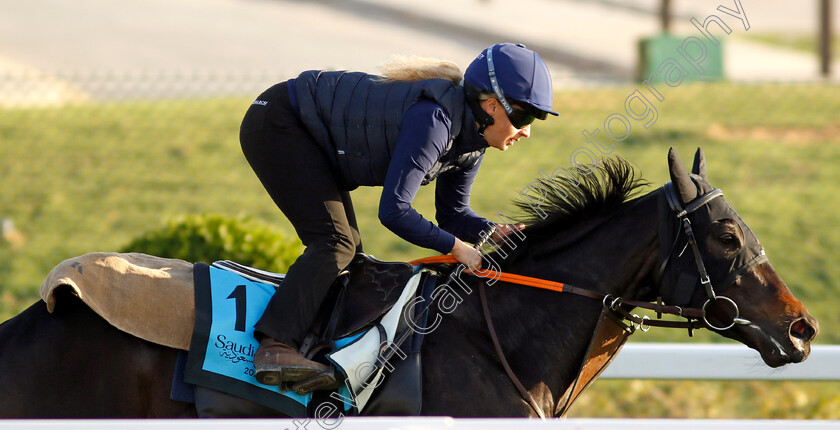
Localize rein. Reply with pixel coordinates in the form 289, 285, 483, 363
407, 182, 760, 418
412, 182, 761, 332
409, 254, 705, 331
408, 254, 703, 420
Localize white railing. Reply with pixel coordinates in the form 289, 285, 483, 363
1, 344, 838, 429
601, 342, 840, 380
1, 418, 838, 429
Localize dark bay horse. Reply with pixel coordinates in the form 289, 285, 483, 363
0, 148, 818, 418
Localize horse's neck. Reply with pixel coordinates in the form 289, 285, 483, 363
513, 191, 662, 299
477, 191, 662, 416
420, 192, 663, 417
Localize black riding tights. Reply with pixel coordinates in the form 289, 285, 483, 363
240, 82, 362, 348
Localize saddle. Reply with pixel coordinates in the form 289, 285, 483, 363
188, 253, 430, 417
215, 253, 415, 345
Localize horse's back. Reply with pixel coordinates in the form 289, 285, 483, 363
0, 287, 196, 418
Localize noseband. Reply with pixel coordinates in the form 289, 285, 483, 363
659, 182, 759, 331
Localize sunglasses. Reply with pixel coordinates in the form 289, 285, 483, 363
507, 105, 538, 129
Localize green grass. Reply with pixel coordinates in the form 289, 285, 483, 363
740, 32, 840, 57
2, 82, 839, 417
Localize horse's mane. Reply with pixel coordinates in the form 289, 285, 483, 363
513, 157, 649, 236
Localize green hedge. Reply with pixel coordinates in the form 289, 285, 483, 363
120, 214, 302, 273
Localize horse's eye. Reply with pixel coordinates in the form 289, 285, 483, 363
720, 233, 736, 246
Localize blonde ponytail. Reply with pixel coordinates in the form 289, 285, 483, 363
378, 56, 463, 84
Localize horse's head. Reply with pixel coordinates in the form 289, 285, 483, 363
658, 148, 818, 367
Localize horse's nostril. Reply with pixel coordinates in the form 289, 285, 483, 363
790, 319, 817, 342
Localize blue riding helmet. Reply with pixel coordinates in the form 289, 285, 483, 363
464, 43, 559, 121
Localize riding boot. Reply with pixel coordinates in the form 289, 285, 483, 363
253, 337, 328, 386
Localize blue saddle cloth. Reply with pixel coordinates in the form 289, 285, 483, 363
181, 262, 359, 417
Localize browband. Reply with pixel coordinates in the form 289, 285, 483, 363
662, 181, 724, 217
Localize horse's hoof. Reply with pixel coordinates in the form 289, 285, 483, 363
292, 369, 342, 395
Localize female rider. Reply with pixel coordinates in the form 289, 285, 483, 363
239, 43, 558, 393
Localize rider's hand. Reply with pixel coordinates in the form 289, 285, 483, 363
450, 238, 482, 273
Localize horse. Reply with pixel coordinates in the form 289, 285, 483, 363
0, 148, 818, 418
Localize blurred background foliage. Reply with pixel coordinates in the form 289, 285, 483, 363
119, 214, 302, 273
0, 72, 838, 418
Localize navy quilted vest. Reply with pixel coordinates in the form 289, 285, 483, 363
294, 70, 481, 189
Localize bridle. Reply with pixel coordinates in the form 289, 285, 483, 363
659, 181, 764, 331
412, 183, 757, 333
409, 182, 768, 419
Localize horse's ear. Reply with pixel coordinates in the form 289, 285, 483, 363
692, 147, 707, 180
668, 147, 698, 204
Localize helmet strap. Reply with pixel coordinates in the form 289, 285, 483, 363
486, 44, 514, 115
463, 81, 494, 135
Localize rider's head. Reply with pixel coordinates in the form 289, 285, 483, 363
464, 43, 558, 135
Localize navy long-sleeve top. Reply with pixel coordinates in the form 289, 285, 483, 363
288, 75, 490, 255
378, 100, 490, 254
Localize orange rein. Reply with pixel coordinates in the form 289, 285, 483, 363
409, 255, 567, 294
409, 255, 709, 329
